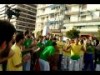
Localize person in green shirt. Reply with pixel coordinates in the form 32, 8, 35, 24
83, 39, 95, 71
36, 36, 45, 57
39, 42, 57, 71
44, 36, 53, 47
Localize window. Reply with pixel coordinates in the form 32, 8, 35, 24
50, 14, 54, 18
41, 17, 44, 20
65, 7, 68, 10
64, 15, 70, 21
41, 8, 45, 12
81, 5, 87, 10
81, 15, 86, 20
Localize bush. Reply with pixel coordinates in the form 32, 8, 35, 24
66, 28, 80, 39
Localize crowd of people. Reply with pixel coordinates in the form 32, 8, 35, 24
0, 20, 100, 71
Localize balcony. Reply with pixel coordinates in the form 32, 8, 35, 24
47, 20, 63, 25
80, 27, 98, 32
63, 20, 70, 23
79, 11, 91, 16
74, 26, 98, 32
65, 11, 79, 15
63, 18, 100, 24
48, 4, 60, 9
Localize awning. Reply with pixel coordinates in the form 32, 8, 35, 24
79, 32, 97, 37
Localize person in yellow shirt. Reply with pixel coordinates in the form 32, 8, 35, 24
62, 39, 71, 71
56, 36, 64, 70
79, 39, 86, 70
63, 39, 71, 57
7, 33, 30, 71
67, 38, 85, 71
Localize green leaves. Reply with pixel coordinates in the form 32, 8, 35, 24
66, 28, 80, 39
5, 6, 20, 21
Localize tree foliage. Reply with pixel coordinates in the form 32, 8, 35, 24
66, 28, 80, 39
5, 5, 20, 21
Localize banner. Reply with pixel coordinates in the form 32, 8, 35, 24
42, 25, 49, 36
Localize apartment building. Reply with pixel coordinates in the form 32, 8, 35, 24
36, 4, 100, 37
35, 4, 66, 34
0, 4, 37, 32
62, 4, 100, 37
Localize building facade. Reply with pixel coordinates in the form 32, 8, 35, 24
36, 4, 100, 37
35, 4, 65, 34
0, 4, 37, 32
62, 4, 100, 37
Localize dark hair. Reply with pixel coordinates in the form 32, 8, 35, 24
80, 39, 84, 44
25, 30, 29, 36
27, 35, 31, 39
96, 39, 99, 46
16, 33, 24, 43
53, 38, 57, 41
52, 42, 57, 46
0, 20, 16, 46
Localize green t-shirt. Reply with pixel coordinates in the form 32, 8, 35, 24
23, 39, 32, 48
45, 40, 53, 47
22, 39, 32, 56
40, 46, 55, 61
36, 42, 45, 57
86, 44, 95, 54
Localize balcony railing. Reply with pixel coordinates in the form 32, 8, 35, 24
65, 11, 79, 15
47, 20, 63, 25
64, 18, 100, 24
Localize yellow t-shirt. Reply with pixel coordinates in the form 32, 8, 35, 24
71, 44, 82, 56
63, 43, 71, 57
78, 42, 84, 56
7, 44, 22, 71
56, 41, 64, 54
0, 64, 2, 71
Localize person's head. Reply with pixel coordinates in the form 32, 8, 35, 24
0, 20, 16, 54
24, 30, 30, 38
80, 39, 84, 45
74, 38, 79, 44
33, 38, 38, 46
52, 38, 57, 42
15, 33, 25, 45
58, 36, 62, 41
87, 39, 91, 45
96, 39, 99, 46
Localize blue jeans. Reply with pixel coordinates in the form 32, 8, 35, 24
23, 53, 31, 71
39, 59, 50, 71
23, 60, 31, 71
83, 53, 94, 71
58, 54, 63, 71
